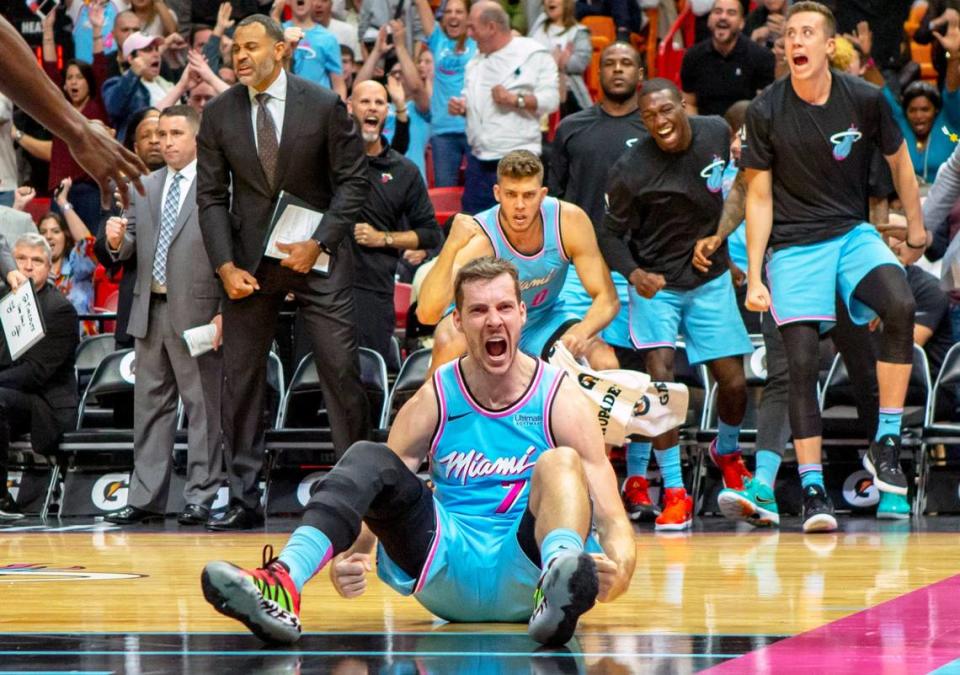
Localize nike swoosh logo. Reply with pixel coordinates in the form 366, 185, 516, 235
756, 496, 774, 504
447, 412, 471, 422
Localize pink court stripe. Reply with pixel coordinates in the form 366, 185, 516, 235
413, 509, 442, 594
704, 573, 960, 674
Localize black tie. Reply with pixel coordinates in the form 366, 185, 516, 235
256, 92, 279, 188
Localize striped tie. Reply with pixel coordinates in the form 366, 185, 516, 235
153, 172, 182, 286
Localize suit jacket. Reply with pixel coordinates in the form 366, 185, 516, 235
93, 233, 137, 343
97, 167, 221, 339
196, 73, 369, 289
0, 283, 78, 454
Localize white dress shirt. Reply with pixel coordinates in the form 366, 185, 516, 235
464, 36, 559, 160
159, 158, 197, 218
248, 68, 288, 150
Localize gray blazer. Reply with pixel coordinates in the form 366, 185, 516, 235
923, 143, 960, 291
107, 166, 221, 339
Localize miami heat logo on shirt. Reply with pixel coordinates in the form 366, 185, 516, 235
700, 155, 725, 193
829, 125, 863, 161
437, 445, 538, 485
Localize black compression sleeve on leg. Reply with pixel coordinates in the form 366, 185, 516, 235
301, 441, 426, 554
852, 266, 916, 365
780, 322, 823, 440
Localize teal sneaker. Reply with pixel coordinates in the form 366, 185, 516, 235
876, 490, 910, 520
717, 478, 780, 527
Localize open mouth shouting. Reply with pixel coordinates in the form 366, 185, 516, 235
484, 334, 509, 362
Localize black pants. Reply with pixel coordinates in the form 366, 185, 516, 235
302, 441, 541, 579
354, 287, 398, 371
0, 388, 33, 499
221, 259, 370, 509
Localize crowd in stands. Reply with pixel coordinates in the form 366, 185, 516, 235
1, 0, 960, 523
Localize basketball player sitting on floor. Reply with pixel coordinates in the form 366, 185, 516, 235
200, 258, 637, 646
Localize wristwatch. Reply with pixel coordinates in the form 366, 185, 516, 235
516, 94, 526, 110
384, 233, 394, 247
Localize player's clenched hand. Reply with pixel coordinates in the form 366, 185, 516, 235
745, 281, 771, 312
559, 323, 589, 359
628, 268, 666, 299
331, 552, 373, 599
591, 553, 629, 602
692, 235, 721, 273
446, 214, 481, 251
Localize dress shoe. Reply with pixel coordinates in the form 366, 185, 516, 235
206, 504, 264, 531
0, 494, 24, 520
104, 505, 164, 525
178, 503, 211, 525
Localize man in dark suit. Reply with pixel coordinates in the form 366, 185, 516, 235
0, 233, 78, 519
100, 106, 225, 527
197, 14, 371, 531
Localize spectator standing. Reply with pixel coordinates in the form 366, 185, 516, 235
528, 0, 592, 116
0, 234, 78, 520
416, 0, 476, 187
389, 20, 433, 178
348, 80, 441, 365
14, 7, 110, 231
313, 0, 362, 59
874, 18, 960, 184
66, 0, 125, 63
914, 2, 960, 91
455, 1, 558, 213
276, 0, 347, 99
104, 10, 145, 78
100, 106, 224, 526
680, 0, 775, 116
38, 179, 100, 335
102, 32, 176, 139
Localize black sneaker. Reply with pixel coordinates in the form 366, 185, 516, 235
863, 435, 908, 496
801, 484, 837, 533
0, 494, 24, 520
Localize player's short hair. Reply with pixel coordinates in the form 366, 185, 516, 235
724, 100, 751, 133
786, 2, 836, 38
639, 77, 682, 102
236, 14, 285, 43
497, 150, 544, 183
160, 104, 200, 132
14, 233, 52, 264
454, 257, 522, 310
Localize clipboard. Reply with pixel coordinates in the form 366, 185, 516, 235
263, 191, 331, 276
0, 282, 46, 361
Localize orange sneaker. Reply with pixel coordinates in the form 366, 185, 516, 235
655, 487, 693, 531
709, 438, 752, 490
622, 475, 661, 522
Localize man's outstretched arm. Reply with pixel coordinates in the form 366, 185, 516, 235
0, 15, 147, 206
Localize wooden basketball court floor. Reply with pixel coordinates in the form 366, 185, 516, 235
2, 515, 960, 674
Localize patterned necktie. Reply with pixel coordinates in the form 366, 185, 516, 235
153, 172, 182, 286
256, 92, 280, 188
